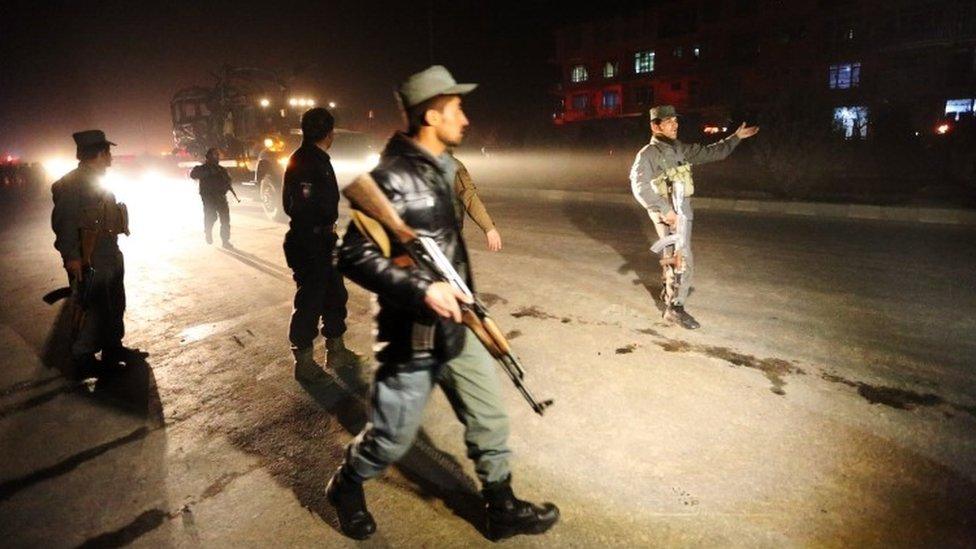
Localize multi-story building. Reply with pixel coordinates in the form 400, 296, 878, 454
552, 0, 976, 141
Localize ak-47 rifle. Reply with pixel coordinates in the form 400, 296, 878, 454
70, 228, 99, 339
343, 175, 554, 416
228, 183, 241, 203
650, 163, 690, 275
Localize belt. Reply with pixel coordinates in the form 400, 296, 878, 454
312, 224, 337, 235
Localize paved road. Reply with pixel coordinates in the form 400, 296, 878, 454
1, 178, 974, 547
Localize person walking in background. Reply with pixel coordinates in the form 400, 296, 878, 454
189, 147, 235, 248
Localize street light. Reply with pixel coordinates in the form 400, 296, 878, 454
259, 98, 270, 108
328, 101, 337, 109
936, 123, 951, 135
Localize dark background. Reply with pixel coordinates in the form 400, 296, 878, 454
0, 0, 632, 157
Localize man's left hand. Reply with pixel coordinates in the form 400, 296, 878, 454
734, 122, 760, 139
485, 228, 502, 252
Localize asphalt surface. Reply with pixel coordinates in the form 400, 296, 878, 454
1, 176, 975, 547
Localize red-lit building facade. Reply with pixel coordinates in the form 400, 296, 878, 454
552, 0, 976, 140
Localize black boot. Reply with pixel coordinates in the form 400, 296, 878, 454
663, 305, 700, 330
483, 478, 559, 541
71, 353, 99, 378
101, 345, 142, 368
293, 347, 330, 384
326, 468, 376, 540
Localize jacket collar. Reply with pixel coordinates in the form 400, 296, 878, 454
382, 132, 447, 170
300, 141, 331, 161
650, 134, 677, 148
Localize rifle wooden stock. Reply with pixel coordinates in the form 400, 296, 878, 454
462, 309, 503, 358
344, 175, 416, 244
658, 252, 684, 269
481, 315, 512, 355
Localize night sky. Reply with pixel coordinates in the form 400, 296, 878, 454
1, 1, 616, 158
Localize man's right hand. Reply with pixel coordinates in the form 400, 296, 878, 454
662, 210, 678, 228
65, 259, 83, 281
424, 281, 471, 323
485, 228, 502, 252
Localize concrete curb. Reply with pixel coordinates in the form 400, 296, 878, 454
482, 187, 976, 226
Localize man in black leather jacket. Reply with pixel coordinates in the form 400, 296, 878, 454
325, 66, 559, 541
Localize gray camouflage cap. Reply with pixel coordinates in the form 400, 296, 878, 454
649, 105, 678, 121
397, 65, 477, 108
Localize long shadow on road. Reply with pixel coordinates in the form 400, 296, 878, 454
224, 363, 485, 540
216, 245, 293, 282
562, 199, 669, 312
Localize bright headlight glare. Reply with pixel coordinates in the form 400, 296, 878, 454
43, 157, 75, 180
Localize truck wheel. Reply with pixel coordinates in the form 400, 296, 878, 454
259, 172, 286, 222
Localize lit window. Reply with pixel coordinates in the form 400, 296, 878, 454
572, 94, 590, 110
634, 50, 655, 74
693, 45, 701, 58
828, 62, 861, 89
603, 62, 618, 78
833, 106, 869, 139
571, 65, 589, 83
602, 90, 620, 109
945, 98, 976, 121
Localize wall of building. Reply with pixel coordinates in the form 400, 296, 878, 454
552, 0, 976, 140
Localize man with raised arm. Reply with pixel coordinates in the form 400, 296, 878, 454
630, 105, 758, 329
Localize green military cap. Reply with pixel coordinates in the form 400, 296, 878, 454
72, 129, 117, 148
397, 65, 477, 109
649, 105, 678, 121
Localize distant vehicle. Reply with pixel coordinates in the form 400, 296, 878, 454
170, 66, 377, 221
248, 128, 378, 221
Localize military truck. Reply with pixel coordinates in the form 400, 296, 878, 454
171, 66, 377, 221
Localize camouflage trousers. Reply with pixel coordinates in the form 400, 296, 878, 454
648, 212, 694, 307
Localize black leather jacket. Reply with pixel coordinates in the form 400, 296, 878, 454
338, 133, 472, 364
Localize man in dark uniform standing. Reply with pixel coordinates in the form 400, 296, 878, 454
51, 130, 129, 371
283, 107, 361, 382
189, 147, 234, 247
